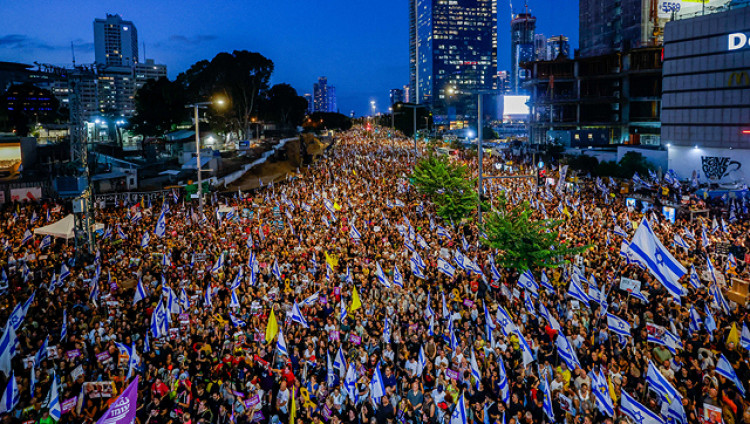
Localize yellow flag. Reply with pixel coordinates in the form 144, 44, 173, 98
727, 323, 740, 346
324, 251, 339, 268
265, 309, 279, 344
563, 207, 571, 218
349, 285, 362, 312
289, 386, 297, 424
334, 202, 342, 211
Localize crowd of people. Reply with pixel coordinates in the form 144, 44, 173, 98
0, 127, 749, 424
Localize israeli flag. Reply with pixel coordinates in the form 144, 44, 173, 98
417, 346, 426, 377
34, 335, 49, 365
541, 375, 555, 422
0, 370, 19, 414
229, 313, 246, 327
39, 235, 52, 250
383, 317, 391, 343
450, 393, 468, 424
613, 225, 628, 237
132, 278, 148, 305
155, 210, 167, 237
334, 346, 347, 377
392, 265, 405, 288
716, 354, 746, 397
490, 258, 501, 283
740, 322, 750, 351
606, 313, 631, 338
496, 306, 517, 337
370, 362, 386, 400
688, 307, 702, 335
436, 226, 451, 239
416, 234, 429, 249
230, 268, 243, 290
469, 349, 482, 388
272, 259, 282, 280
627, 218, 686, 300
539, 302, 561, 331
59, 263, 70, 282
141, 231, 151, 248
412, 252, 426, 269
229, 289, 241, 308
515, 329, 535, 367
567, 275, 590, 308
350, 224, 362, 241
688, 265, 702, 290
709, 280, 730, 315
704, 305, 717, 333
518, 269, 539, 297
345, 266, 354, 285
646, 360, 680, 403
556, 333, 581, 370
524, 290, 536, 317
162, 252, 172, 267
211, 253, 224, 274
21, 230, 33, 245
589, 369, 614, 416
620, 389, 665, 424
60, 311, 67, 341
437, 258, 456, 278
411, 258, 426, 279
302, 292, 320, 307
375, 262, 392, 288
290, 301, 309, 328
673, 234, 690, 250
179, 288, 191, 310
204, 285, 213, 309
339, 300, 347, 322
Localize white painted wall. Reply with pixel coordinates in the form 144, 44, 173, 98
667, 145, 748, 184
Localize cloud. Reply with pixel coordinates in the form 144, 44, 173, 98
71, 38, 95, 52
0, 34, 56, 51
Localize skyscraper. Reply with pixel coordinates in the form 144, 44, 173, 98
390, 88, 405, 105
534, 34, 547, 61
94, 14, 138, 67
510, 12, 536, 93
313, 77, 336, 113
578, 0, 662, 57
409, 0, 498, 114
546, 35, 570, 60
304, 93, 313, 114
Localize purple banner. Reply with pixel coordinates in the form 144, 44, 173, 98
96, 376, 138, 424
244, 395, 260, 408
349, 334, 361, 345
61, 397, 77, 414
66, 349, 81, 359
329, 331, 340, 341
445, 369, 460, 381
95, 351, 111, 362
462, 298, 474, 308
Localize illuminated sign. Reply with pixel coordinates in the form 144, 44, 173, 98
728, 71, 750, 86
728, 33, 750, 50
503, 95, 530, 116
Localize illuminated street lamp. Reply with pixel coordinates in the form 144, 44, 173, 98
186, 97, 225, 212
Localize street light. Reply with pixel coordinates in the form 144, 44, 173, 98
186, 97, 225, 212
389, 107, 394, 129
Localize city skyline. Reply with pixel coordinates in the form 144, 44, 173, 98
0, 0, 578, 116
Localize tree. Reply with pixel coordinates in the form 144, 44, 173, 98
259, 84, 308, 128
410, 153, 480, 222
302, 112, 352, 131
481, 194, 590, 270
132, 77, 189, 136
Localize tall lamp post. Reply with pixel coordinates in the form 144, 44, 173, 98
187, 98, 225, 212
447, 88, 495, 226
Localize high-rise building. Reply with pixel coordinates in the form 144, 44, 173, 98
511, 12, 536, 93
546, 35, 570, 60
304, 93, 313, 114
534, 34, 547, 61
402, 85, 411, 103
390, 88, 405, 105
313, 77, 336, 113
409, 0, 498, 113
134, 59, 167, 90
94, 14, 138, 67
497, 70, 511, 94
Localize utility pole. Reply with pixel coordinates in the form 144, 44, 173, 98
186, 99, 225, 212
478, 93, 484, 226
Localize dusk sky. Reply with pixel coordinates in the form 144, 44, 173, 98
0, 0, 578, 116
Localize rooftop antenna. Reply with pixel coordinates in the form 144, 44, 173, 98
71, 41, 76, 67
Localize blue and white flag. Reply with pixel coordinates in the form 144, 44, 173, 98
277, 328, 289, 356
34, 335, 49, 365
301, 292, 319, 307
688, 265, 702, 290
349, 224, 362, 241
436, 226, 451, 239
411, 258, 426, 279
741, 322, 750, 352
709, 281, 730, 315
155, 210, 167, 237
469, 349, 481, 388
541, 375, 555, 422
620, 389, 665, 424
370, 363, 386, 400
704, 305, 717, 334
60, 310, 67, 341
140, 231, 151, 248
606, 313, 631, 338
496, 306, 517, 337
518, 269, 539, 297
567, 275, 590, 308
272, 259, 282, 280
229, 289, 241, 308
539, 302, 561, 331
203, 285, 213, 309
450, 393, 468, 424
556, 333, 581, 371
133, 278, 147, 305
0, 323, 18, 377
0, 370, 19, 414
47, 374, 61, 420
646, 360, 680, 403
59, 263, 70, 282
334, 346, 347, 377
21, 230, 33, 245
689, 307, 702, 335
715, 354, 745, 397
489, 257, 501, 283
290, 301, 309, 328
524, 290, 536, 317
497, 356, 510, 404
540, 270, 553, 292
417, 346, 426, 377
589, 370, 614, 416
673, 234, 690, 250
437, 258, 456, 278
375, 262, 392, 288
515, 329, 535, 367
39, 235, 52, 250
393, 265, 404, 288
613, 225, 628, 237
383, 317, 391, 343
211, 253, 224, 274
627, 218, 687, 300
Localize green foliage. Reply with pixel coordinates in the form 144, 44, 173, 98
132, 77, 189, 136
481, 194, 590, 270
566, 151, 655, 179
259, 84, 309, 128
411, 154, 479, 221
302, 112, 352, 131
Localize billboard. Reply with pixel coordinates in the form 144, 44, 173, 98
657, 0, 730, 18
503, 95, 530, 116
